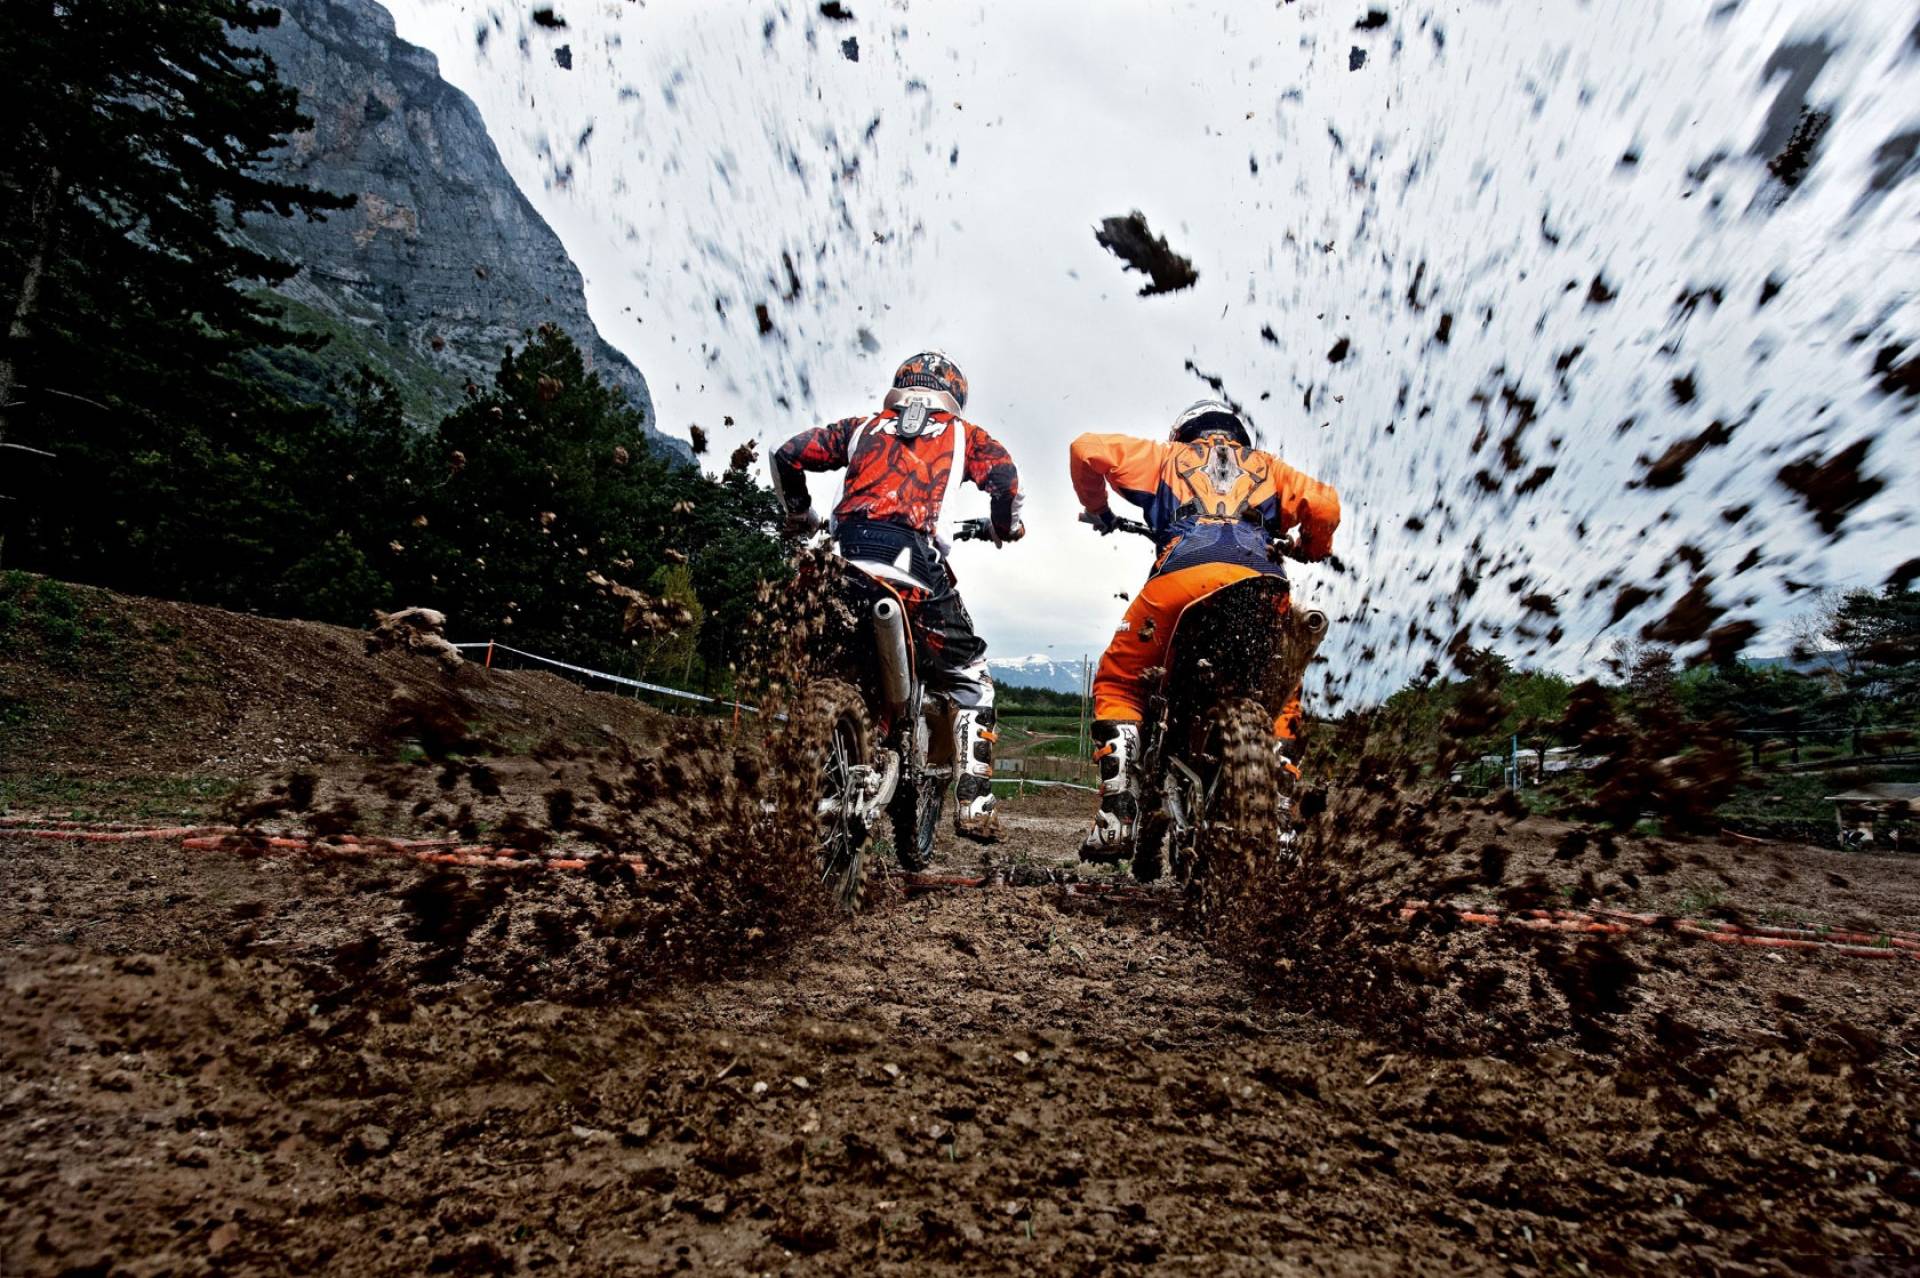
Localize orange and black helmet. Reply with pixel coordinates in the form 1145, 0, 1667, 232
884, 350, 968, 415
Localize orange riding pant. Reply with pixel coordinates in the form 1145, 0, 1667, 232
1091, 562, 1303, 740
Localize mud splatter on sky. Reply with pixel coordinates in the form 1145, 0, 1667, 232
381, 0, 1919, 698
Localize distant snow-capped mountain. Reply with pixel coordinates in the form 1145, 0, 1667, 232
988, 654, 1091, 696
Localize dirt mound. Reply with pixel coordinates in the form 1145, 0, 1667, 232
0, 573, 671, 783
3, 568, 846, 1006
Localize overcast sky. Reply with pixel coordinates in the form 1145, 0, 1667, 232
378, 0, 1919, 699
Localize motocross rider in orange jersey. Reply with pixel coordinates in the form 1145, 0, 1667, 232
772, 352, 1024, 841
1070, 399, 1340, 859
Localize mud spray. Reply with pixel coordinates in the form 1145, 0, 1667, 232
201, 547, 866, 1006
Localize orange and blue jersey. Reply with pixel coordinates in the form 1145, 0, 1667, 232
1069, 430, 1341, 578
1077, 429, 1340, 732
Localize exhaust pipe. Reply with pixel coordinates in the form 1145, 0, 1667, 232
873, 598, 913, 713
1274, 607, 1330, 691
1294, 608, 1329, 665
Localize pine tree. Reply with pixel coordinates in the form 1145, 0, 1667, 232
273, 369, 420, 622
405, 325, 786, 680
0, 0, 351, 408
1831, 585, 1920, 740
0, 0, 351, 585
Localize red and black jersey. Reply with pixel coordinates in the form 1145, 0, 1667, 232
773, 409, 1022, 540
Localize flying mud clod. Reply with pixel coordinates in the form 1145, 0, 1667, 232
1095, 211, 1199, 296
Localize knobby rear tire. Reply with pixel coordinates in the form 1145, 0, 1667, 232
796, 680, 878, 914
1131, 821, 1166, 883
890, 771, 942, 874
1192, 697, 1283, 925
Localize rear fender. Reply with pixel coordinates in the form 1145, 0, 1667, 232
833, 563, 923, 729
1158, 574, 1295, 750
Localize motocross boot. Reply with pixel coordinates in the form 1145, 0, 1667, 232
1079, 720, 1141, 863
1274, 738, 1302, 853
952, 707, 1000, 842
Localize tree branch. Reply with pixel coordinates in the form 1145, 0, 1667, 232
19, 385, 111, 412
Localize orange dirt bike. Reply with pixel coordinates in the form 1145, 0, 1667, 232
1084, 513, 1327, 889
798, 517, 1002, 911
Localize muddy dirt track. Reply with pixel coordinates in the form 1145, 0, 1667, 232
2, 585, 1916, 1273
3, 781, 1918, 1276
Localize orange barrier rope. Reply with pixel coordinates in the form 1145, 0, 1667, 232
1, 818, 178, 830
1591, 908, 1920, 951
9, 826, 235, 842
175, 833, 646, 872
1400, 900, 1920, 962
1670, 923, 1911, 959
3, 820, 643, 873
6, 820, 1909, 959
1438, 909, 1632, 935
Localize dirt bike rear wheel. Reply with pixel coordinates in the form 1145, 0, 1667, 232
889, 771, 943, 873
1190, 697, 1284, 923
797, 680, 877, 913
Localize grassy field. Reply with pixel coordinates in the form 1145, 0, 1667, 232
0, 774, 240, 822
998, 711, 1084, 737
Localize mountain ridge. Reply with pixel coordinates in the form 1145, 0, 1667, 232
989, 654, 1093, 697
237, 0, 673, 448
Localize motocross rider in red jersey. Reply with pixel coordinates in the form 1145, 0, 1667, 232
772, 352, 1024, 841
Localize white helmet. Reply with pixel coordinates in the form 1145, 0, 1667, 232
1169, 399, 1251, 446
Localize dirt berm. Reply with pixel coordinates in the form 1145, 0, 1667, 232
0, 575, 670, 787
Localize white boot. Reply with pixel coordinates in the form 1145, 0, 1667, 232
952, 707, 999, 842
1079, 720, 1140, 862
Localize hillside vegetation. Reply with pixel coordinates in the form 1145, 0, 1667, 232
1356, 593, 1920, 840
2, 0, 772, 696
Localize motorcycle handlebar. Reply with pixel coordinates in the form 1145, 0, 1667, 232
1077, 510, 1312, 563
952, 517, 995, 542
1078, 511, 1154, 538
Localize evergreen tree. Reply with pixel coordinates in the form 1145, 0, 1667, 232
680, 460, 788, 683
1830, 584, 1920, 736
1676, 661, 1830, 766
273, 369, 420, 622
405, 325, 785, 681
0, 0, 352, 591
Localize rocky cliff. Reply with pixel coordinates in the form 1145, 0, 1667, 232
239, 0, 660, 437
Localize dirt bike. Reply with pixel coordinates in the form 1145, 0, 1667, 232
798, 517, 1002, 911
1083, 513, 1327, 894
